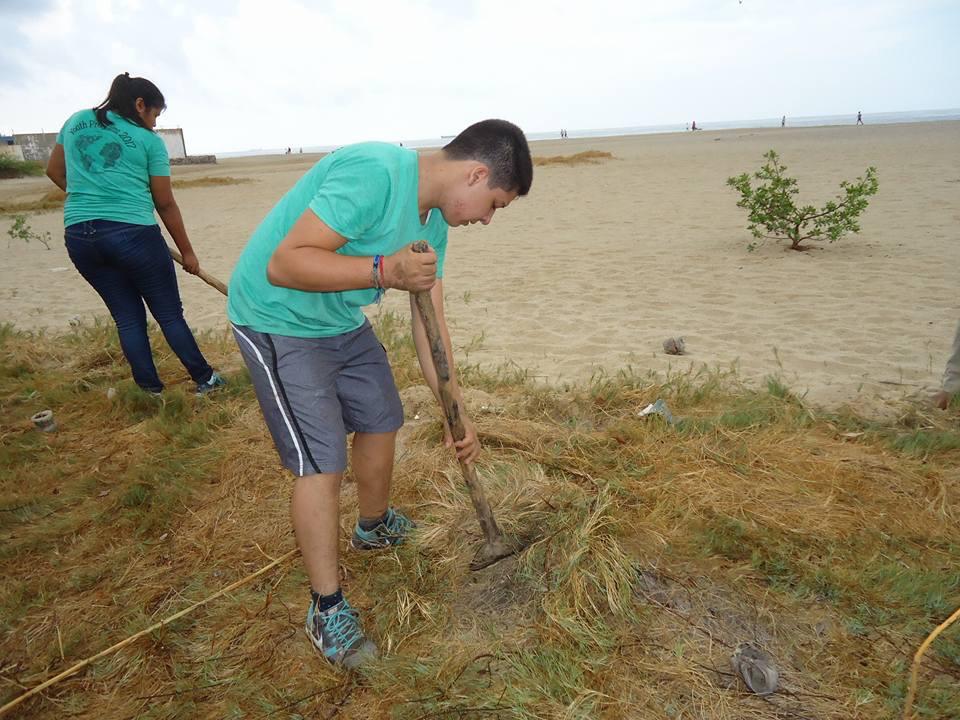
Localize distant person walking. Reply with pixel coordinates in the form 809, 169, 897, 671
856, 111, 864, 125
781, 115, 786, 128
691, 120, 697, 131
934, 321, 960, 410
44, 73, 225, 396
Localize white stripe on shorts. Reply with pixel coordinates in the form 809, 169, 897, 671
231, 323, 305, 476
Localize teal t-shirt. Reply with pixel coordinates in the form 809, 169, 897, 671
56, 109, 170, 227
227, 142, 449, 338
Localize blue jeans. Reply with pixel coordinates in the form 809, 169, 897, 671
65, 220, 213, 392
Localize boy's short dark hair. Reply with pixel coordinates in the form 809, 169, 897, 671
443, 119, 532, 196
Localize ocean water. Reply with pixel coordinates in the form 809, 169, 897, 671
531, 108, 960, 142
218, 108, 960, 158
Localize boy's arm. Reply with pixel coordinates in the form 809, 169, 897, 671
409, 280, 481, 464
268, 209, 435, 292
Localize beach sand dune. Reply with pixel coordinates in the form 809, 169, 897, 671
2, 122, 957, 408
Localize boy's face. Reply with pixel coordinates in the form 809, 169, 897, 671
442, 164, 518, 227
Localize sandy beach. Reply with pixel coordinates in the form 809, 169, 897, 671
2, 121, 958, 408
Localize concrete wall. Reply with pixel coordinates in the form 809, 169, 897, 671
14, 133, 57, 162
13, 128, 189, 162
158, 128, 186, 159
0, 145, 25, 161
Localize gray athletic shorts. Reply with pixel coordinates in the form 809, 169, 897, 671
231, 319, 404, 476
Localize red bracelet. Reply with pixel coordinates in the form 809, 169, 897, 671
378, 255, 386, 287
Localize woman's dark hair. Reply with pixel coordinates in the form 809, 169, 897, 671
443, 119, 533, 196
93, 73, 166, 128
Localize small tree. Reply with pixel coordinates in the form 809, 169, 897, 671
6, 214, 52, 250
727, 150, 878, 251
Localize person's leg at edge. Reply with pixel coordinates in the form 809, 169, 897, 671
66, 224, 164, 392
132, 227, 214, 385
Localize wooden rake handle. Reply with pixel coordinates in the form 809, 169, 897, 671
167, 244, 228, 296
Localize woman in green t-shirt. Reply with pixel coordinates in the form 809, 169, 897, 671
46, 73, 224, 396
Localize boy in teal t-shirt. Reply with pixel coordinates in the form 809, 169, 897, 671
228, 120, 532, 668
228, 142, 450, 337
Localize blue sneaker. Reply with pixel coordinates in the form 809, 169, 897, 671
350, 507, 416, 550
304, 597, 377, 669
196, 371, 226, 396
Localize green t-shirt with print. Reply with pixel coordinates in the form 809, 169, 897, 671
227, 142, 449, 338
56, 109, 169, 228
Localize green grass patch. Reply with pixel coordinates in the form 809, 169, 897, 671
0, 153, 44, 178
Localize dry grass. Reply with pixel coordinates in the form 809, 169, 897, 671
0, 189, 66, 215
170, 176, 253, 189
1, 315, 958, 719
0, 178, 250, 215
533, 150, 615, 167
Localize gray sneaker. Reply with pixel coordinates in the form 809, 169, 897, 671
350, 507, 416, 550
196, 371, 226, 397
304, 597, 378, 669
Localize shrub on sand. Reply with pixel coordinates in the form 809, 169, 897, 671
727, 150, 879, 251
5, 213, 51, 249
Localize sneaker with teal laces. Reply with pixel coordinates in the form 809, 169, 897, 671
304, 597, 378, 669
350, 507, 416, 550
196, 371, 226, 396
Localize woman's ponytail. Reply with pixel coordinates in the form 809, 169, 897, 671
93, 73, 166, 129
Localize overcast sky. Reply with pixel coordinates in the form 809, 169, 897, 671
1, 0, 958, 154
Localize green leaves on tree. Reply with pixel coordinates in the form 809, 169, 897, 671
727, 150, 878, 252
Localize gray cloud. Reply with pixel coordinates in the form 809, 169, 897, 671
0, 0, 60, 87
0, 0, 57, 18
1, 0, 958, 153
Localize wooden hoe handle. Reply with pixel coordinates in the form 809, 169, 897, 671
410, 241, 504, 547
167, 245, 228, 296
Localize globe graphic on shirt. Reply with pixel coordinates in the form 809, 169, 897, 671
75, 131, 124, 173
